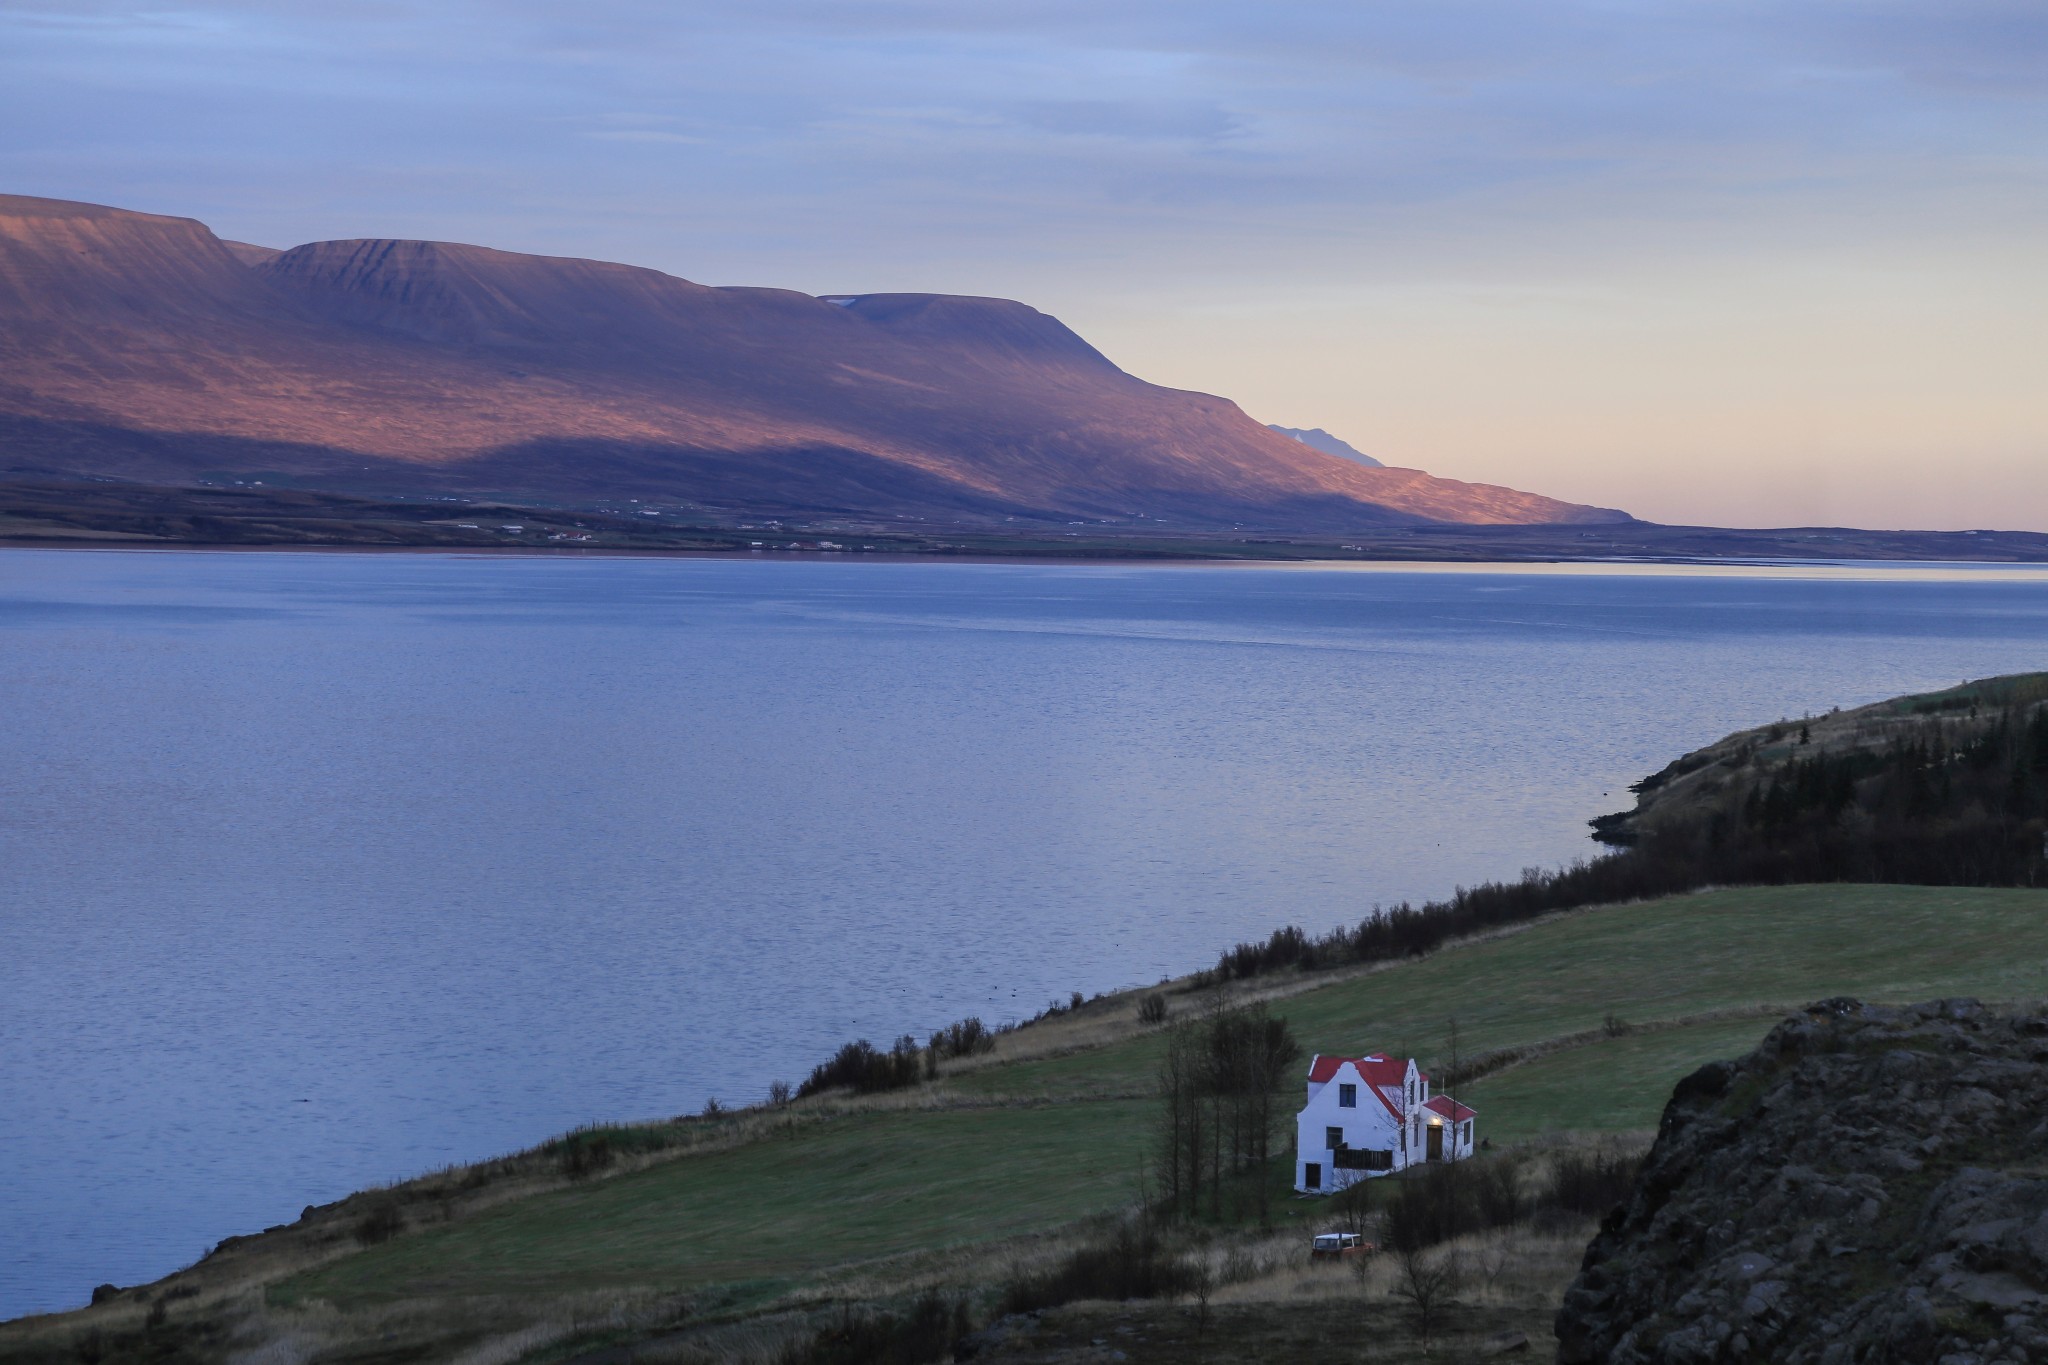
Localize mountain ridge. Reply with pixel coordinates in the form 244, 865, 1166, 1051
1267, 425, 1384, 468
0, 194, 1628, 529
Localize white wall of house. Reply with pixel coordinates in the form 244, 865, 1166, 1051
1294, 1057, 1407, 1193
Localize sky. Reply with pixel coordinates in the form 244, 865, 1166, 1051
3, 1, 2045, 529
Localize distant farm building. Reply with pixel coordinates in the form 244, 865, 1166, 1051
1294, 1052, 1476, 1193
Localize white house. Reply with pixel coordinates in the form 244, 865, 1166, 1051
1294, 1052, 1478, 1194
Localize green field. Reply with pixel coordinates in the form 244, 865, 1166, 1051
282, 884, 2048, 1310
286, 1100, 1153, 1306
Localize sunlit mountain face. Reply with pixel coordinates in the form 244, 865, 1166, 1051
0, 195, 1626, 530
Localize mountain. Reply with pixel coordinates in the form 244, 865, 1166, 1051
0, 195, 1628, 529
1266, 425, 1383, 468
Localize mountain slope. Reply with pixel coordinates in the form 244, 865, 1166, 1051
1268, 425, 1384, 467
0, 195, 1628, 529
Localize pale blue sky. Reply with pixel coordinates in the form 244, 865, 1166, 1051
5, 1, 2045, 527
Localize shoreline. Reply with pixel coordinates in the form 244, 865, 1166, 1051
7, 479, 2048, 566
7, 540, 2048, 583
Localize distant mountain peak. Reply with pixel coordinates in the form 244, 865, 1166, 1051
1268, 425, 1384, 468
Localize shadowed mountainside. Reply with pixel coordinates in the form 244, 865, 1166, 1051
0, 194, 1626, 529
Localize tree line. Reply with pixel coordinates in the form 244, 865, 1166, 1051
1155, 1003, 1301, 1224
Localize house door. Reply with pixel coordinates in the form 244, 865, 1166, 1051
1426, 1124, 1443, 1161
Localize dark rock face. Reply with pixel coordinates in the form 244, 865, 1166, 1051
1556, 999, 2048, 1365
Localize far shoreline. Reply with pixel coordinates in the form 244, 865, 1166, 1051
8, 539, 2048, 582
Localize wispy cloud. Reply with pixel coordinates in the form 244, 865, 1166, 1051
1, 0, 2043, 526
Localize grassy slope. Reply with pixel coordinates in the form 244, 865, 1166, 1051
282, 884, 2048, 1308
949, 883, 2048, 1100
286, 1101, 1151, 1307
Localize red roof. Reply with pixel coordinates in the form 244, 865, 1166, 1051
1308, 1052, 1407, 1084
1422, 1094, 1477, 1123
1307, 1053, 1411, 1120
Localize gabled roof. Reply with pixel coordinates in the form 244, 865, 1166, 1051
1306, 1053, 1410, 1120
1308, 1051, 1408, 1085
1422, 1094, 1477, 1123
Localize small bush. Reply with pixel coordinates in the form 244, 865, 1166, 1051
1138, 993, 1169, 1025
776, 1294, 972, 1365
768, 1080, 792, 1106
999, 1222, 1192, 1315
797, 1035, 924, 1098
1473, 1158, 1524, 1228
1550, 1148, 1639, 1217
928, 1016, 996, 1060
544, 1123, 679, 1177
1382, 1164, 1477, 1253
352, 1200, 404, 1246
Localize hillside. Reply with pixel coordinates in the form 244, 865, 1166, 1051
1591, 670, 2048, 885
0, 195, 1625, 532
8, 884, 2048, 1364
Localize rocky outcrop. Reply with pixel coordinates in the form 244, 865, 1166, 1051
1557, 999, 2048, 1365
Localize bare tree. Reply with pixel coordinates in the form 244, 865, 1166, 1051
1474, 1239, 1512, 1297
1332, 1172, 1375, 1240
1392, 1246, 1464, 1353
1156, 1004, 1300, 1224
1189, 1250, 1215, 1339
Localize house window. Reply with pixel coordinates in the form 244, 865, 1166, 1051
1304, 1162, 1322, 1190
1326, 1126, 1345, 1151
1338, 1083, 1356, 1108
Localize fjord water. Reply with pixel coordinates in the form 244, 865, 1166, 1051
7, 551, 2048, 1317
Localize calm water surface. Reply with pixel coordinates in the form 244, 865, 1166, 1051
6, 549, 2048, 1317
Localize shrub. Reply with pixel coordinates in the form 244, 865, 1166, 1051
999, 1222, 1192, 1315
1550, 1148, 1639, 1217
551, 1131, 614, 1178
797, 1035, 924, 1098
1381, 1163, 1477, 1253
1473, 1158, 1524, 1228
352, 1200, 404, 1246
768, 1080, 792, 1106
1138, 993, 1169, 1025
776, 1294, 972, 1365
927, 1016, 995, 1060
